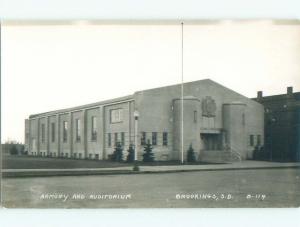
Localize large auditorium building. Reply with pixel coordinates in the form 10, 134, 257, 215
25, 79, 264, 162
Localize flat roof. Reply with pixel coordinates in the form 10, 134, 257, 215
29, 94, 134, 118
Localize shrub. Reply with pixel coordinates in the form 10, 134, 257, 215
126, 144, 135, 162
9, 145, 19, 155
111, 142, 123, 162
187, 144, 196, 162
142, 139, 155, 162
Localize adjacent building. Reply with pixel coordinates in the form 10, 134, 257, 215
253, 87, 300, 162
25, 79, 264, 162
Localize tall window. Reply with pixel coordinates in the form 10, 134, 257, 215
257, 135, 261, 146
108, 133, 111, 147
194, 111, 197, 123
121, 132, 125, 146
114, 133, 118, 145
51, 123, 55, 142
152, 132, 157, 145
163, 132, 168, 146
110, 109, 123, 123
41, 124, 45, 143
141, 132, 146, 145
63, 121, 68, 143
91, 116, 97, 141
250, 135, 254, 146
75, 119, 81, 142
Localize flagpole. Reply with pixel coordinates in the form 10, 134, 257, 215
181, 22, 184, 164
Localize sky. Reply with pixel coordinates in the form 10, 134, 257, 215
2, 20, 300, 143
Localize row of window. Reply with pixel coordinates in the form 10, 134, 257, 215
107, 132, 125, 147
249, 134, 261, 147
31, 152, 100, 159
107, 132, 169, 147
40, 118, 168, 148
40, 117, 98, 143
40, 108, 125, 144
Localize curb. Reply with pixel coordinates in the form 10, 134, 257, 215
2, 165, 299, 178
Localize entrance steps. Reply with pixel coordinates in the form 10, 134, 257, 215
200, 150, 242, 163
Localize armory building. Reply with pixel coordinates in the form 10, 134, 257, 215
25, 79, 264, 162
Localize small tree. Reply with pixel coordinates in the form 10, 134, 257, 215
187, 144, 196, 162
143, 139, 155, 162
112, 142, 123, 162
126, 144, 135, 163
9, 145, 19, 155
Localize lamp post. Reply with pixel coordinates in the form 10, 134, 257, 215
133, 110, 139, 162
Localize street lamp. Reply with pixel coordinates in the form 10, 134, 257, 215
133, 110, 139, 162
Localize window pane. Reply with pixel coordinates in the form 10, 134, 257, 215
110, 109, 123, 123
121, 132, 125, 146
51, 123, 55, 142
91, 116, 97, 141
163, 132, 168, 146
257, 135, 261, 146
250, 135, 254, 146
63, 121, 68, 142
152, 132, 157, 145
41, 124, 45, 143
114, 133, 118, 145
76, 119, 81, 142
141, 132, 146, 145
108, 133, 111, 147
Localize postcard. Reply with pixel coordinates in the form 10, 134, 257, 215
1, 20, 300, 208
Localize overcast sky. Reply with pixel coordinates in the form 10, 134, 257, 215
2, 20, 300, 143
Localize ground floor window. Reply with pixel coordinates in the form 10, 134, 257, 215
121, 132, 125, 146
114, 133, 118, 145
95, 154, 99, 159
152, 132, 157, 145
163, 132, 168, 146
257, 135, 261, 146
108, 133, 111, 147
250, 135, 254, 146
141, 132, 146, 145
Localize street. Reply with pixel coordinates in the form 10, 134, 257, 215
2, 168, 300, 208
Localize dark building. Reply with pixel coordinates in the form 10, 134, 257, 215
253, 87, 300, 162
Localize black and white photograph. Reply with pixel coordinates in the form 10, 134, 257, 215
1, 19, 300, 210
1, 20, 300, 208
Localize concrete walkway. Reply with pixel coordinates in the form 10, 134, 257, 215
2, 161, 299, 178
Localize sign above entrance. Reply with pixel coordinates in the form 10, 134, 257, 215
202, 96, 217, 117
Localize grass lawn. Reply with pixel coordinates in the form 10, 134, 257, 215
2, 155, 131, 169
2, 154, 221, 169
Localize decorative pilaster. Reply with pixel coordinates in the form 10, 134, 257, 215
83, 109, 88, 158
69, 112, 73, 157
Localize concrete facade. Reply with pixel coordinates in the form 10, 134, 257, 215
25, 79, 264, 162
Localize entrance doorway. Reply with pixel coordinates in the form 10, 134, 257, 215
200, 133, 222, 150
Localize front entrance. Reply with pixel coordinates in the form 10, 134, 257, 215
200, 133, 222, 150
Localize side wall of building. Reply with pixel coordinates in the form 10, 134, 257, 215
134, 87, 181, 160
104, 101, 134, 160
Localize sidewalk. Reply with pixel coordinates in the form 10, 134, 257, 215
2, 161, 299, 178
